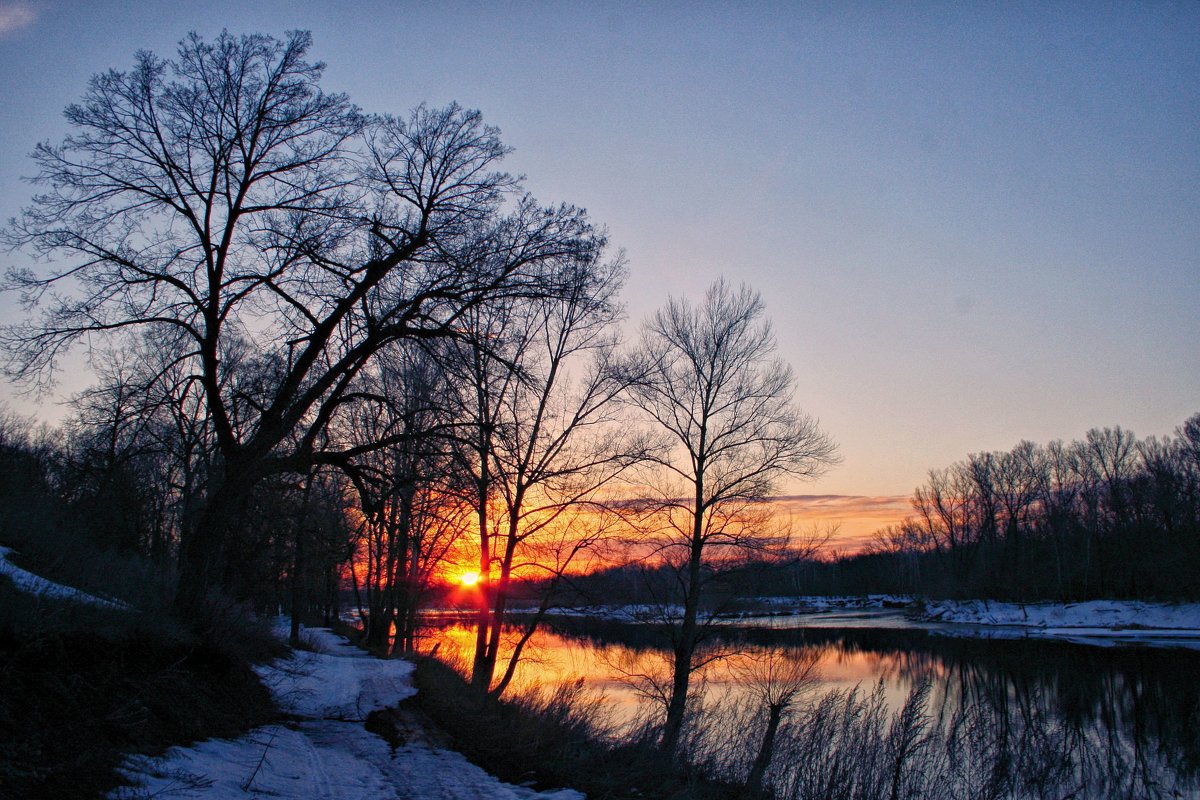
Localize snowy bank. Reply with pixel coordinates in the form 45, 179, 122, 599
0, 544, 128, 609
539, 595, 913, 623
733, 594, 913, 614
534, 595, 1200, 648
115, 627, 583, 799
918, 599, 1200, 645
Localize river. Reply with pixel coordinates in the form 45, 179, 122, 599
420, 610, 1200, 799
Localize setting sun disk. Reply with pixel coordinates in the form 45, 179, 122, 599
460, 571, 480, 586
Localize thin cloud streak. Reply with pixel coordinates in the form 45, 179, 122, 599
0, 2, 35, 35
768, 494, 912, 554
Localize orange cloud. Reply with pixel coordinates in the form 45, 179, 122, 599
766, 494, 912, 555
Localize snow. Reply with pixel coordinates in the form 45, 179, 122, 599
541, 595, 1200, 648
748, 594, 913, 611
918, 599, 1200, 645
256, 630, 417, 721
114, 625, 584, 800
0, 545, 128, 609
115, 720, 583, 799
540, 595, 914, 625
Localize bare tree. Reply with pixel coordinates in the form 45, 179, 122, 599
284, 465, 351, 645
62, 353, 169, 555
993, 440, 1041, 562
625, 279, 837, 755
1084, 426, 1138, 530
731, 647, 822, 796
341, 342, 462, 651
1, 31, 605, 611
913, 464, 974, 579
1036, 439, 1079, 598
442, 251, 641, 695
59, 338, 220, 566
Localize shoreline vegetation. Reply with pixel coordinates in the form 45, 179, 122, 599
408, 654, 742, 799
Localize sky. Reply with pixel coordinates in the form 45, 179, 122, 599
1, 2, 1197, 518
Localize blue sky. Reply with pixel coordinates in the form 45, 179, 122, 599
1, 1, 1197, 499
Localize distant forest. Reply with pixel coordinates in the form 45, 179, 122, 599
802, 416, 1200, 602
555, 415, 1200, 607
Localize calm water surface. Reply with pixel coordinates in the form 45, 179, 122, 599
419, 612, 1200, 797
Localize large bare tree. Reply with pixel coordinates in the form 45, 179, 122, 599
626, 279, 837, 755
1, 31, 605, 610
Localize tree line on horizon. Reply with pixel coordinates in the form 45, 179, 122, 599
790, 416, 1200, 602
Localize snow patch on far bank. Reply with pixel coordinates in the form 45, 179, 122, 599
919, 599, 1200, 641
542, 595, 1200, 649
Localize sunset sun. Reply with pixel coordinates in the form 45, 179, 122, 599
459, 571, 480, 587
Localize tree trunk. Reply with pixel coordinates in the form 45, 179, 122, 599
400, 515, 423, 654
365, 607, 394, 649
490, 586, 557, 699
289, 520, 305, 647
470, 487, 493, 693
174, 466, 250, 617
746, 704, 784, 797
662, 527, 705, 756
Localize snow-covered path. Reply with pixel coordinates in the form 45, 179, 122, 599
113, 628, 582, 800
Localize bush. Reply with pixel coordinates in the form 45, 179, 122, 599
409, 655, 741, 799
0, 530, 287, 799
0, 579, 276, 798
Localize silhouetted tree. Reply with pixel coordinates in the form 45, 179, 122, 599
2, 31, 606, 613
625, 279, 837, 755
442, 250, 640, 695
732, 647, 821, 796
343, 342, 462, 651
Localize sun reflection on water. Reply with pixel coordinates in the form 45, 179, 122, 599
419, 621, 930, 729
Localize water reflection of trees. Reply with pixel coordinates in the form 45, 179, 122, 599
426, 617, 1200, 797
745, 644, 1199, 798
937, 640, 1200, 795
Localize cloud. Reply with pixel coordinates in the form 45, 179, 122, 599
765, 494, 913, 553
0, 2, 36, 36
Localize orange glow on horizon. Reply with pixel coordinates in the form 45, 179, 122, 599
345, 493, 911, 594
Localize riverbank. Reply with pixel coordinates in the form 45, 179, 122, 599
916, 597, 1200, 646
530, 594, 1200, 648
